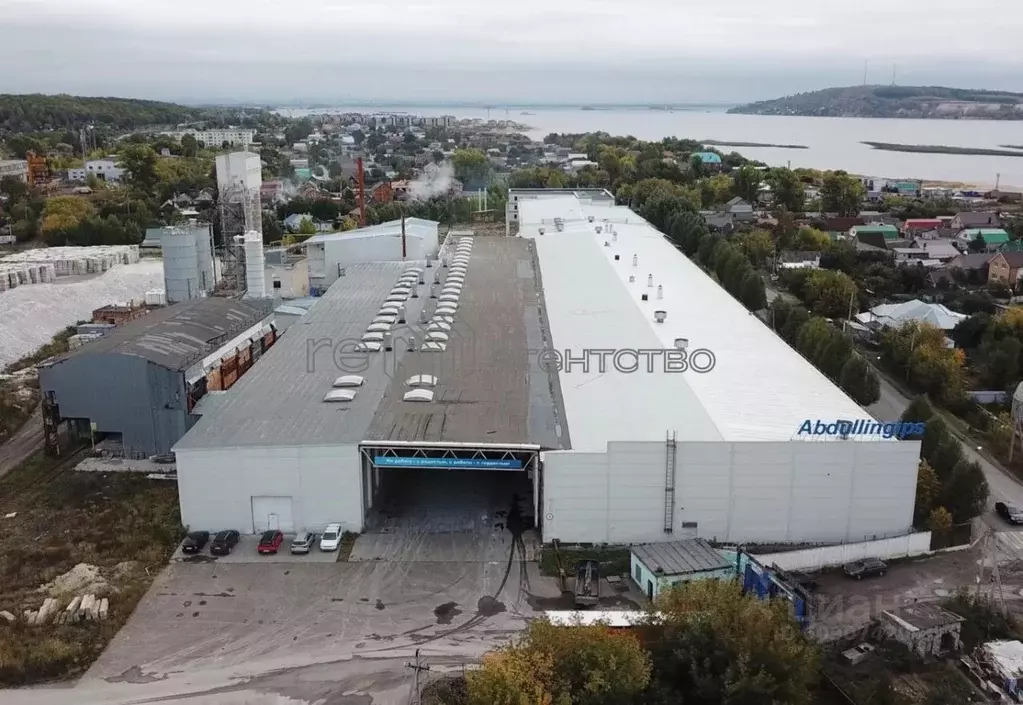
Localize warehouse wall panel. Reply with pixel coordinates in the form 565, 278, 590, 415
175, 444, 363, 534
542, 439, 919, 545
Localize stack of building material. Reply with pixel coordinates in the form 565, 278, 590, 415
0, 246, 141, 291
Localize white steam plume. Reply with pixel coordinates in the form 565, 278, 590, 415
408, 162, 455, 200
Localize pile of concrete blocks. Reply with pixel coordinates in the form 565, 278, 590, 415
7, 595, 111, 627
22, 597, 61, 625
54, 594, 109, 624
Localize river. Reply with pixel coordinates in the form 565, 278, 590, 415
277, 105, 1023, 189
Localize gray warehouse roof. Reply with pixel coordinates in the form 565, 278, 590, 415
631, 539, 732, 576
41, 298, 273, 372
364, 236, 566, 447
175, 261, 417, 449
175, 237, 568, 451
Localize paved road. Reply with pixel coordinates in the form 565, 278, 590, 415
0, 404, 42, 479
867, 355, 1023, 531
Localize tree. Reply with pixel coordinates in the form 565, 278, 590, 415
40, 196, 95, 241
839, 354, 881, 405
792, 226, 831, 251
466, 619, 651, 705
261, 212, 283, 244
900, 396, 933, 433
740, 271, 767, 311
739, 229, 775, 266
180, 133, 199, 158
802, 269, 858, 319
820, 171, 866, 216
452, 148, 490, 184
769, 167, 805, 212
914, 460, 941, 527
940, 460, 989, 521
732, 164, 761, 203
297, 217, 317, 235
697, 234, 722, 268
650, 579, 818, 705
927, 506, 954, 532
119, 144, 159, 193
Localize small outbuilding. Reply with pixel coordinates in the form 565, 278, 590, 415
880, 602, 964, 657
630, 538, 734, 601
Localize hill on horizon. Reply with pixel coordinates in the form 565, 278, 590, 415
728, 85, 1023, 120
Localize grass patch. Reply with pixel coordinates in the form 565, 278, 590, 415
338, 531, 359, 562
0, 452, 183, 686
0, 376, 39, 443
538, 545, 631, 577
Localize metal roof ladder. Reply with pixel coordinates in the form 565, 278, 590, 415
664, 431, 677, 533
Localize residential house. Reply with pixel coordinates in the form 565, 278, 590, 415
910, 239, 959, 262
283, 213, 331, 233
855, 300, 966, 333
880, 603, 963, 658
950, 211, 1000, 231
903, 218, 943, 235
988, 251, 1023, 290
701, 212, 734, 234
777, 251, 821, 270
824, 216, 864, 232
391, 180, 411, 201
958, 228, 1010, 251
942, 252, 993, 284
260, 181, 283, 202
986, 190, 1023, 203
691, 152, 723, 169
0, 159, 28, 182
725, 197, 754, 223
851, 224, 901, 249
67, 158, 124, 183
194, 188, 215, 205
371, 181, 394, 204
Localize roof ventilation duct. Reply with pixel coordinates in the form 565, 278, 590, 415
647, 274, 654, 287
674, 338, 689, 351
539, 227, 545, 236
397, 305, 406, 324
384, 332, 393, 351
442, 257, 448, 267
629, 275, 635, 283
596, 225, 603, 234
426, 258, 433, 268
430, 284, 438, 298
612, 232, 618, 243
407, 335, 417, 352
614, 254, 620, 261
654, 310, 667, 323
632, 254, 638, 267
419, 308, 429, 324
657, 285, 664, 300
588, 215, 595, 223
434, 270, 441, 284
418, 273, 425, 285
604, 240, 610, 247
411, 285, 419, 299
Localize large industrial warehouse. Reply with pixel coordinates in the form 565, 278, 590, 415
39, 298, 275, 457
173, 193, 921, 546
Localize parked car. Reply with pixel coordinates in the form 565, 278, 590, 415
843, 558, 887, 580
996, 501, 1023, 525
319, 524, 342, 552
210, 530, 240, 556
181, 531, 210, 554
290, 532, 317, 555
257, 530, 284, 555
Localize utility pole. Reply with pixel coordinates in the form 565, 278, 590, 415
863, 59, 868, 86
406, 649, 430, 705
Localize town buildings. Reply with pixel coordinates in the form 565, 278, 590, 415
0, 159, 29, 182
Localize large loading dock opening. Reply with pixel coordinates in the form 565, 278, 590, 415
359, 442, 541, 541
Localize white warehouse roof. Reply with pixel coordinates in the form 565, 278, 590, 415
519, 198, 873, 449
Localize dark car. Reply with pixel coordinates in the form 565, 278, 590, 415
996, 501, 1023, 525
181, 531, 210, 554
257, 530, 284, 555
843, 558, 887, 580
209, 530, 240, 556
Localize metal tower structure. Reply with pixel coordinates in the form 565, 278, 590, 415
216, 180, 261, 294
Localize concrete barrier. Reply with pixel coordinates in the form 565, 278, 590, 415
754, 532, 934, 571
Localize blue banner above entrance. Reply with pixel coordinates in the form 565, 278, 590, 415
374, 456, 524, 470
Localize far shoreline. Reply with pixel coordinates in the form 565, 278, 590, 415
862, 141, 1023, 158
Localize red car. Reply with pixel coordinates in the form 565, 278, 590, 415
257, 530, 284, 554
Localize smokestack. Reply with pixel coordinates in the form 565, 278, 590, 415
356, 156, 366, 227
401, 213, 407, 260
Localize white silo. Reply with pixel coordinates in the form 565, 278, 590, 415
162, 228, 201, 303
193, 224, 216, 292
242, 231, 267, 299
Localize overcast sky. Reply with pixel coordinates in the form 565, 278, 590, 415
2, 0, 1022, 104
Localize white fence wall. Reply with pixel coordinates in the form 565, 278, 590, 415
754, 532, 933, 571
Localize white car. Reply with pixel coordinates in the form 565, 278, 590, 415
319, 524, 342, 552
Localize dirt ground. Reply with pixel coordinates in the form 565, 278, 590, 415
808, 544, 1023, 642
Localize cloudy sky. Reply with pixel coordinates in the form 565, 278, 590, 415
2, 0, 1022, 104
